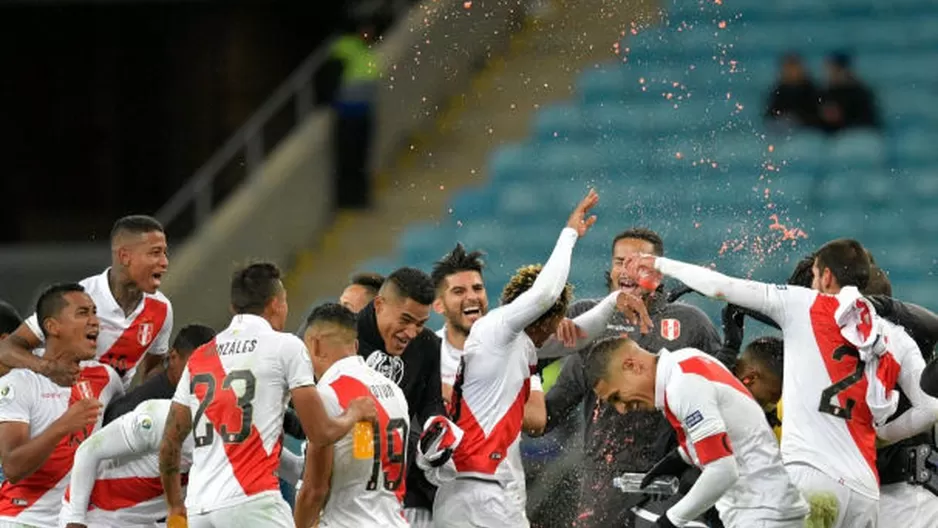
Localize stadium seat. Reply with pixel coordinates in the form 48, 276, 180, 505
826, 131, 887, 170
488, 144, 534, 183
533, 103, 589, 142
893, 128, 938, 167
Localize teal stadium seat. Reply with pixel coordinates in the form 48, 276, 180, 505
826, 131, 887, 170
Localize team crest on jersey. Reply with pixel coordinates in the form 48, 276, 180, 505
0, 385, 13, 404
660, 318, 681, 341
365, 351, 405, 384
137, 321, 155, 347
134, 413, 153, 431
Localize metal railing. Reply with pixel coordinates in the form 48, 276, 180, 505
154, 37, 337, 235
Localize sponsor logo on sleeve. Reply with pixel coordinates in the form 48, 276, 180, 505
684, 410, 704, 429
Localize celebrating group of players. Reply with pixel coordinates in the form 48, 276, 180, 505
0, 188, 936, 528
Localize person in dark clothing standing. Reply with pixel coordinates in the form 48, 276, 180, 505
819, 51, 880, 133
0, 301, 22, 339
356, 267, 444, 527
540, 228, 724, 528
102, 323, 216, 425
765, 53, 821, 128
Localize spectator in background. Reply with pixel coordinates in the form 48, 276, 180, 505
331, 20, 380, 209
0, 301, 23, 339
340, 272, 385, 313
819, 51, 880, 133
765, 53, 820, 128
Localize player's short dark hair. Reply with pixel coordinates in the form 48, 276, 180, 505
612, 228, 664, 256
305, 302, 358, 333
864, 265, 892, 297
584, 336, 630, 389
231, 262, 283, 315
788, 254, 815, 288
171, 324, 216, 359
743, 336, 784, 380
814, 239, 870, 290
0, 300, 23, 336
349, 272, 385, 295
382, 267, 435, 306
36, 283, 86, 338
110, 215, 164, 241
430, 243, 485, 291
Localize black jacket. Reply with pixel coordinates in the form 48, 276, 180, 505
356, 301, 444, 511
103, 371, 175, 425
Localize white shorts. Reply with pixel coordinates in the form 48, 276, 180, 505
433, 479, 529, 528
878, 482, 938, 528
718, 508, 808, 528
58, 499, 165, 528
187, 494, 293, 528
786, 463, 877, 528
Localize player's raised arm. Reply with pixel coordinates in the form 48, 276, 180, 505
500, 189, 597, 333
294, 442, 334, 528
158, 401, 191, 522
624, 254, 793, 329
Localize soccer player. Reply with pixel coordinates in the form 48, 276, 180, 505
295, 303, 411, 528
0, 284, 124, 528
585, 337, 810, 527
733, 336, 784, 442
0, 215, 173, 387
625, 238, 938, 527
541, 227, 724, 528
62, 396, 307, 528
357, 267, 443, 526
102, 324, 216, 426
159, 262, 376, 528
432, 190, 601, 527
340, 272, 385, 314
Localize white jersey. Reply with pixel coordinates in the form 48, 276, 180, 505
655, 348, 809, 520
172, 314, 316, 514
24, 268, 173, 387
60, 399, 193, 527
317, 356, 410, 528
437, 326, 463, 388
655, 257, 932, 499
448, 228, 577, 498
0, 362, 123, 528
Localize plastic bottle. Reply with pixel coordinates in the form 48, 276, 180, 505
352, 421, 375, 460
612, 472, 679, 495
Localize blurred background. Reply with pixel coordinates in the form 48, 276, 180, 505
1, 0, 936, 525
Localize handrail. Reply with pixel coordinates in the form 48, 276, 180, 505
155, 37, 337, 233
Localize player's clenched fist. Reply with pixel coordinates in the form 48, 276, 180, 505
346, 396, 378, 422
56, 398, 102, 434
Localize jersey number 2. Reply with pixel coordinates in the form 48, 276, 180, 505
191, 370, 256, 447
818, 345, 865, 420
366, 418, 409, 492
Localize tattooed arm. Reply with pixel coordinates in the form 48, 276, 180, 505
159, 402, 192, 519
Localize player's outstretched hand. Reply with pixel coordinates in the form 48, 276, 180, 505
565, 189, 599, 237
58, 398, 102, 435
616, 292, 653, 335
40, 358, 80, 387
555, 318, 587, 348
347, 396, 378, 422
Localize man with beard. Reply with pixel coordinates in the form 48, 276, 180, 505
357, 267, 444, 527
431, 243, 547, 432
539, 228, 724, 528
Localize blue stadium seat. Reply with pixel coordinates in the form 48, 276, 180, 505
771, 132, 826, 172
355, 256, 402, 277
533, 103, 590, 142
826, 131, 887, 170
448, 187, 496, 219
488, 144, 534, 182
577, 65, 637, 106
893, 128, 938, 167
